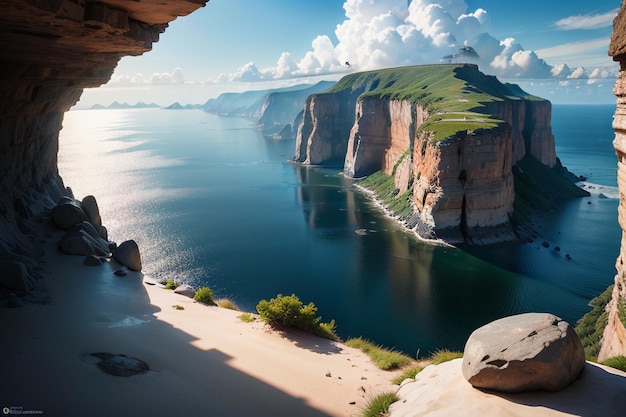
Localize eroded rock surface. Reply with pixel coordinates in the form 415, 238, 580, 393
599, 5, 626, 361
462, 313, 585, 392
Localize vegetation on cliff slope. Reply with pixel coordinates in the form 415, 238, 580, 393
512, 155, 590, 230
576, 285, 613, 359
326, 64, 536, 143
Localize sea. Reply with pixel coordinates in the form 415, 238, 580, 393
58, 103, 620, 356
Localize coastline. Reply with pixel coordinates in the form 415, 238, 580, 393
0, 226, 400, 416
353, 182, 454, 248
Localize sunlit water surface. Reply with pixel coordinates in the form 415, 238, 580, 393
58, 104, 619, 354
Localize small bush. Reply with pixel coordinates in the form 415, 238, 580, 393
429, 349, 463, 365
346, 337, 413, 370
172, 304, 184, 310
238, 312, 256, 323
391, 365, 424, 385
256, 293, 339, 341
193, 287, 215, 305
216, 298, 240, 311
163, 279, 180, 290
602, 356, 626, 372
361, 392, 399, 417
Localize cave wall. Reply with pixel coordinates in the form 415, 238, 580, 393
0, 0, 207, 265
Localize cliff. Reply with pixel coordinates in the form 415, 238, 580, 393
202, 81, 334, 138
295, 64, 584, 244
599, 3, 626, 362
0, 0, 207, 284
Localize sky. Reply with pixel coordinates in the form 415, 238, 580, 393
76, 0, 621, 108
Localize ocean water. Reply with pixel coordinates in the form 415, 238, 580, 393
58, 104, 620, 355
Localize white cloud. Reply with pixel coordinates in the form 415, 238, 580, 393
555, 9, 618, 30
214, 0, 617, 84
109, 68, 186, 86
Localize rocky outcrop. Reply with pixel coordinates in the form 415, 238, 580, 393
390, 358, 626, 417
462, 313, 585, 392
599, 5, 626, 361
295, 65, 576, 243
0, 1, 207, 279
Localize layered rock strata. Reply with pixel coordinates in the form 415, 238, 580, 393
599, 4, 626, 361
295, 65, 568, 244
0, 1, 206, 286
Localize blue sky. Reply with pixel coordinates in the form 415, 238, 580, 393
78, 0, 620, 107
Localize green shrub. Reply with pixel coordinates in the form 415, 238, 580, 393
429, 349, 463, 364
172, 304, 184, 310
345, 337, 413, 370
392, 365, 424, 385
256, 293, 339, 341
361, 392, 399, 417
193, 287, 215, 305
216, 298, 240, 311
602, 356, 626, 372
238, 312, 256, 323
163, 279, 180, 290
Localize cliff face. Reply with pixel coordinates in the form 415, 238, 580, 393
599, 3, 626, 361
294, 89, 363, 165
296, 65, 564, 243
0, 1, 207, 273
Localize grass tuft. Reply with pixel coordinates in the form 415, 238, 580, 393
361, 392, 399, 417
238, 312, 256, 323
346, 337, 413, 370
216, 298, 241, 311
171, 304, 184, 310
391, 365, 424, 385
163, 279, 180, 290
429, 349, 463, 365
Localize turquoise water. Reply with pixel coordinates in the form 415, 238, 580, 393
59, 104, 620, 355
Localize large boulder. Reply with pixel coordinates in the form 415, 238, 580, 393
173, 284, 195, 298
59, 221, 110, 256
112, 240, 142, 272
81, 195, 102, 229
51, 198, 87, 230
462, 313, 585, 392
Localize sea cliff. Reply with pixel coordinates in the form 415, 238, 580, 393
598, 6, 626, 362
295, 64, 586, 244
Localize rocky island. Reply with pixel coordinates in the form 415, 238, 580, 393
294, 64, 588, 244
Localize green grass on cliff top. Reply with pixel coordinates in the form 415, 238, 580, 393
325, 64, 541, 142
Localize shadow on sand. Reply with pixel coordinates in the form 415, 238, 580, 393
0, 243, 334, 417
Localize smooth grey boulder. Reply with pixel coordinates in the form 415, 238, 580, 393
112, 240, 142, 272
462, 313, 585, 393
174, 284, 195, 298
59, 221, 110, 256
81, 195, 102, 229
52, 199, 87, 230
0, 261, 32, 295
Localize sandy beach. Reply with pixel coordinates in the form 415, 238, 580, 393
0, 230, 400, 417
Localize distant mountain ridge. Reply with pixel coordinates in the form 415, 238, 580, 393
90, 101, 161, 110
